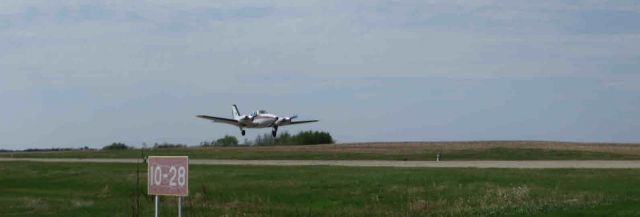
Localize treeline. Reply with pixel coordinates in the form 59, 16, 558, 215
1, 147, 94, 152
23, 131, 334, 151
152, 143, 188, 149
252, 131, 334, 146
201, 131, 334, 147
102, 142, 130, 150
24, 147, 95, 152
101, 142, 188, 150
200, 135, 239, 147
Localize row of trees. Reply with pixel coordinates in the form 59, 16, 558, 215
102, 142, 130, 150
1, 146, 95, 152
202, 131, 334, 147
200, 135, 239, 147
152, 143, 187, 149
102, 142, 188, 150
100, 131, 334, 150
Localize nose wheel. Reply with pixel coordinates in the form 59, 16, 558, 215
241, 129, 246, 136
272, 126, 278, 137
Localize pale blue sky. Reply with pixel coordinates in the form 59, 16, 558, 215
1, 1, 639, 149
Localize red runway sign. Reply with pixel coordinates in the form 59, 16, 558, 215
147, 156, 189, 196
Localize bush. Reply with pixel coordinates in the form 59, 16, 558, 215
293, 131, 334, 145
214, 135, 239, 147
102, 142, 130, 150
254, 131, 334, 146
153, 143, 187, 149
201, 135, 239, 147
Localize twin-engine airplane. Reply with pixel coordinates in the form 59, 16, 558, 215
196, 105, 318, 137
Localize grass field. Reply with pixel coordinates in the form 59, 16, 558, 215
3, 141, 640, 161
1, 161, 640, 217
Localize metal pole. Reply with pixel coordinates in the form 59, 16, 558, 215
155, 195, 159, 217
178, 197, 182, 217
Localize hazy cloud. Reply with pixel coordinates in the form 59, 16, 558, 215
1, 0, 639, 149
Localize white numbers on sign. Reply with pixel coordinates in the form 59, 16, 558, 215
154, 165, 162, 186
169, 166, 177, 186
149, 165, 186, 187
178, 166, 186, 186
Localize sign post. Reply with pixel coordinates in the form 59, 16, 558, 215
178, 197, 182, 217
148, 156, 189, 217
155, 196, 159, 217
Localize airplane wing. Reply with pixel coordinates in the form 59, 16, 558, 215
196, 115, 239, 126
277, 120, 319, 126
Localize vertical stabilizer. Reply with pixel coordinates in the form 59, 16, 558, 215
232, 104, 241, 119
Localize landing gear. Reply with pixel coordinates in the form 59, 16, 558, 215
241, 130, 246, 136
272, 126, 278, 137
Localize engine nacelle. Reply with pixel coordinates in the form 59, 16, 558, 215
275, 117, 292, 125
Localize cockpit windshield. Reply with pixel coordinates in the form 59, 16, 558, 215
252, 110, 268, 116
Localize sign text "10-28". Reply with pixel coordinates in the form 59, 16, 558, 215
147, 156, 189, 197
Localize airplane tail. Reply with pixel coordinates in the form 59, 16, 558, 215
232, 104, 241, 119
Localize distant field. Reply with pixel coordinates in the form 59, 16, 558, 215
2, 141, 640, 160
1, 161, 639, 217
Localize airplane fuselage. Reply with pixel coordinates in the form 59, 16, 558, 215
238, 114, 279, 128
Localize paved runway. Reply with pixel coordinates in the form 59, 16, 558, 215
2, 158, 640, 168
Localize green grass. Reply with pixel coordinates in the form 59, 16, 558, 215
2, 146, 639, 160
1, 162, 640, 216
